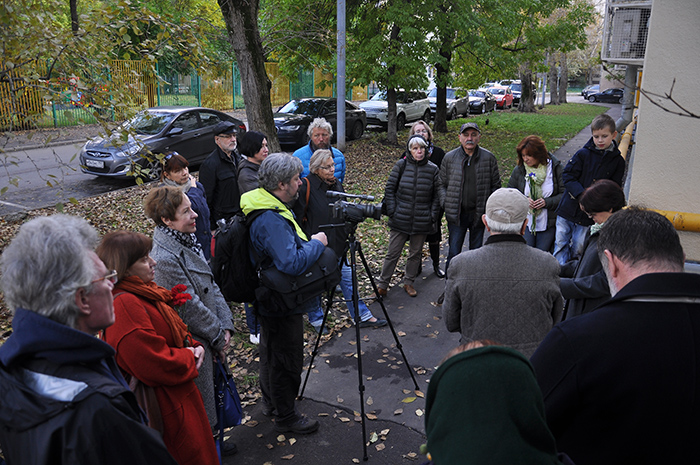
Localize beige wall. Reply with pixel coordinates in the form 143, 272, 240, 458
629, 0, 700, 261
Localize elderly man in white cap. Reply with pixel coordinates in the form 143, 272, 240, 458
443, 188, 563, 358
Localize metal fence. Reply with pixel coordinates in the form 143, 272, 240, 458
0, 60, 369, 130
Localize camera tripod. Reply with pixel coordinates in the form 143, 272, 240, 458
299, 224, 419, 461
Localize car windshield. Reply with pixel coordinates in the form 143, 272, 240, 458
510, 83, 522, 92
371, 91, 388, 101
469, 90, 486, 98
124, 111, 176, 135
428, 88, 457, 99
278, 99, 324, 115
489, 88, 505, 95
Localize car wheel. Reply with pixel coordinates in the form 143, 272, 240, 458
449, 108, 457, 120
397, 113, 406, 130
617, 97, 623, 104
422, 109, 431, 122
139, 156, 163, 182
350, 120, 364, 140
588, 95, 596, 102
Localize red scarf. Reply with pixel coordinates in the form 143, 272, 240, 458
115, 276, 190, 348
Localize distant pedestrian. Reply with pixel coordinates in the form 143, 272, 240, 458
553, 113, 626, 265
507, 135, 564, 252
443, 188, 562, 357
199, 121, 243, 230
292, 118, 346, 182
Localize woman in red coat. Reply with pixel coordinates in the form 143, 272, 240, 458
96, 231, 219, 465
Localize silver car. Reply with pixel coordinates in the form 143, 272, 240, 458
359, 90, 431, 130
79, 106, 246, 181
428, 88, 469, 120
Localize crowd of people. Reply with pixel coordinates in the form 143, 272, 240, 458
2, 108, 699, 465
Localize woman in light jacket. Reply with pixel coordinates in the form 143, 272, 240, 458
377, 135, 441, 298
143, 186, 235, 453
507, 135, 564, 252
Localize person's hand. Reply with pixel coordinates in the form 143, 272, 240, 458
187, 346, 206, 370
223, 329, 232, 353
311, 232, 328, 246
529, 198, 545, 210
189, 175, 197, 188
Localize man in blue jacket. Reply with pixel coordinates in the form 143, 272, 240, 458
292, 117, 346, 182
240, 153, 328, 435
0, 215, 176, 465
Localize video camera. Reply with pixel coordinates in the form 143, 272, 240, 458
326, 191, 382, 224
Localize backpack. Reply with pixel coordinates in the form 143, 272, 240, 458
211, 210, 267, 303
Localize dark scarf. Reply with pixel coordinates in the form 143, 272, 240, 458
158, 225, 202, 256
115, 276, 190, 348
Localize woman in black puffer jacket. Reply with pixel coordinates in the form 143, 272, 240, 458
377, 135, 441, 298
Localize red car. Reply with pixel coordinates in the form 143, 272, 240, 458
488, 86, 514, 109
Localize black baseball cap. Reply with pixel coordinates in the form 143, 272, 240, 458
214, 121, 237, 136
460, 122, 481, 134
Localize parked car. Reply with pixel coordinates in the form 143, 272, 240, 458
509, 80, 537, 105
581, 84, 600, 99
360, 90, 431, 130
488, 86, 514, 109
79, 106, 246, 181
428, 87, 469, 120
468, 89, 497, 114
587, 87, 624, 103
273, 97, 366, 148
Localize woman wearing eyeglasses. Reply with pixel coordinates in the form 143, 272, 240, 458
293, 149, 387, 331
160, 152, 212, 260
143, 186, 237, 455
560, 179, 626, 320
96, 231, 219, 465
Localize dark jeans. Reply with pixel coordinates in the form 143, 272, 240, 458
524, 225, 556, 253
446, 210, 484, 271
258, 313, 304, 425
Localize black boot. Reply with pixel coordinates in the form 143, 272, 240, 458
429, 242, 445, 278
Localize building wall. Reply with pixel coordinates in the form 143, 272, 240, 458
629, 0, 700, 261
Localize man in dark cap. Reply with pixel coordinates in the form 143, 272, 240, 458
200, 121, 243, 230
438, 122, 501, 274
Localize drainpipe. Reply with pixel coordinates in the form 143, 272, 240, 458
653, 210, 700, 233
616, 65, 638, 133
617, 114, 636, 160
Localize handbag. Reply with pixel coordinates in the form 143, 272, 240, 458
257, 247, 341, 309
214, 357, 243, 429
128, 375, 164, 435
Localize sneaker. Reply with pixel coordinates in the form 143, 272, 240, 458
249, 333, 260, 344
274, 415, 320, 434
359, 317, 387, 328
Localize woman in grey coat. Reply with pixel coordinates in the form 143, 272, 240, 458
377, 135, 441, 298
143, 186, 235, 446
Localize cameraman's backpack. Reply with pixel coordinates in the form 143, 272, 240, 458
211, 210, 268, 303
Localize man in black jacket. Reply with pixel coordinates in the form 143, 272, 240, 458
531, 208, 700, 465
200, 120, 242, 230
0, 215, 177, 465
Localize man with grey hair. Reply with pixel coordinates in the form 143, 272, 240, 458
240, 153, 328, 435
292, 117, 346, 182
531, 208, 700, 465
443, 188, 562, 357
0, 215, 177, 464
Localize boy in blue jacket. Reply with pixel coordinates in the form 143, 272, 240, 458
553, 113, 626, 265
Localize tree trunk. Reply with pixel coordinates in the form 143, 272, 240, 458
385, 24, 401, 145
217, 0, 281, 152
432, 38, 453, 133
518, 70, 536, 112
548, 52, 559, 105
70, 0, 79, 34
558, 53, 568, 104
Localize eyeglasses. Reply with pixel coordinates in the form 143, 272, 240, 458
91, 270, 118, 285
319, 164, 335, 171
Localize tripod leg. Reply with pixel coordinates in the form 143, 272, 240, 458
348, 240, 369, 461
357, 242, 420, 390
299, 289, 334, 400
